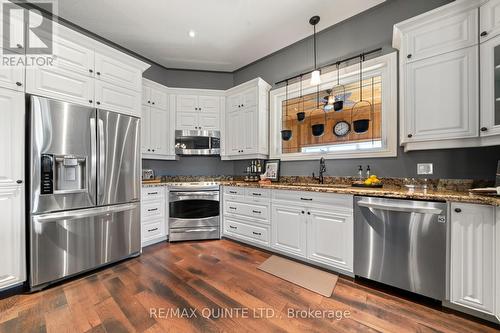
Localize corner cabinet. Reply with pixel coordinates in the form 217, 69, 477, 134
393, 0, 500, 151
141, 79, 175, 160
222, 78, 271, 160
0, 88, 25, 290
450, 203, 496, 316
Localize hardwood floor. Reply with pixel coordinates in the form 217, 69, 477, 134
0, 239, 498, 333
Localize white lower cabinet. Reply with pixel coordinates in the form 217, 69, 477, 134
450, 203, 496, 315
307, 207, 353, 272
271, 204, 307, 257
141, 186, 168, 247
223, 186, 354, 274
0, 88, 25, 290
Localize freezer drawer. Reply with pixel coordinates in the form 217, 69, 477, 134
30, 202, 140, 289
354, 196, 447, 300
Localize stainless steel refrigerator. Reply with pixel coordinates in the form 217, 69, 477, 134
28, 95, 141, 290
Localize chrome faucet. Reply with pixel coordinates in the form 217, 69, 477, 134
312, 157, 326, 184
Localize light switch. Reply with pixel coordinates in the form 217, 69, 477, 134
417, 163, 433, 175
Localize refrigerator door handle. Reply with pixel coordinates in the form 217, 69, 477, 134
97, 117, 105, 204
33, 203, 139, 223
89, 116, 97, 205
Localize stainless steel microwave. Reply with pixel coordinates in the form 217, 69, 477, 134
175, 130, 221, 156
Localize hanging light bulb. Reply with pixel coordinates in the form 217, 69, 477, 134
309, 16, 321, 86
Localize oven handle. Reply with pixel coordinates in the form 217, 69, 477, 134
170, 191, 219, 197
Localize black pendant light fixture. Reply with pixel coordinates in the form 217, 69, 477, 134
311, 85, 326, 137
296, 75, 306, 122
309, 16, 321, 86
352, 54, 373, 134
331, 62, 346, 111
281, 80, 293, 141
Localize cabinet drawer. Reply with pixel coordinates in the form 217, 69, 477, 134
225, 201, 269, 223
223, 186, 245, 197
405, 8, 477, 62
141, 200, 164, 220
224, 218, 269, 244
142, 187, 165, 201
141, 220, 165, 243
245, 188, 270, 201
272, 190, 353, 209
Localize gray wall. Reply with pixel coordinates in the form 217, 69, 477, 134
143, 157, 236, 177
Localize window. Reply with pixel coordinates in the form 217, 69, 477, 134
270, 52, 397, 161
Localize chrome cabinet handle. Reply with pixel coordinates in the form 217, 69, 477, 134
229, 207, 237, 210
252, 193, 262, 196
252, 210, 261, 214
300, 197, 313, 201
229, 225, 237, 229
252, 231, 262, 236
147, 208, 158, 212
147, 192, 158, 195
148, 228, 158, 232
229, 191, 237, 194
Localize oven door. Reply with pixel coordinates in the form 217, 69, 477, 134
169, 190, 220, 228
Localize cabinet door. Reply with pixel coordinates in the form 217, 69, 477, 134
142, 86, 151, 106
242, 106, 258, 154
176, 95, 198, 113
226, 110, 242, 153
52, 25, 95, 76
271, 204, 307, 257
149, 107, 169, 155
176, 112, 198, 130
404, 47, 478, 142
26, 67, 94, 108
94, 52, 142, 91
198, 96, 220, 113
480, 0, 500, 42
95, 80, 141, 117
480, 34, 500, 136
227, 93, 242, 112
450, 203, 495, 315
0, 0, 24, 50
150, 86, 168, 110
307, 208, 353, 272
199, 113, 219, 130
0, 60, 24, 91
141, 106, 151, 153
405, 8, 477, 62
0, 88, 25, 290
242, 88, 257, 108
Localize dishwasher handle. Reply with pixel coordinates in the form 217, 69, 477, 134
357, 200, 443, 215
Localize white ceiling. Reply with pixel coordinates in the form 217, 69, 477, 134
56, 0, 385, 72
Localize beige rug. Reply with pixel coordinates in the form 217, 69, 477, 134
258, 255, 338, 297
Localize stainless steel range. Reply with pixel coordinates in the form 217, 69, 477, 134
168, 182, 220, 241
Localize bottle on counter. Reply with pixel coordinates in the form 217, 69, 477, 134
257, 160, 262, 173
357, 165, 363, 181
366, 165, 371, 179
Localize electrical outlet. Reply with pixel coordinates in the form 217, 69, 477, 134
417, 163, 433, 175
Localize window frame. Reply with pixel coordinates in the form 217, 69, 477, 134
269, 52, 398, 161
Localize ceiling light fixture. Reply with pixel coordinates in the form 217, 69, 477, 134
188, 30, 196, 38
309, 15, 321, 86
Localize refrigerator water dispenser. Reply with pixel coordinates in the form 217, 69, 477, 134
53, 155, 87, 194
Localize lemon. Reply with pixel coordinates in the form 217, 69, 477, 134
364, 179, 373, 186
370, 175, 378, 179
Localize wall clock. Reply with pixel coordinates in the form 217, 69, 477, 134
333, 121, 351, 137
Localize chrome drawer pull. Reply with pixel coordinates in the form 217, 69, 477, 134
252, 210, 261, 214
252, 232, 262, 236
147, 228, 158, 232
300, 197, 313, 201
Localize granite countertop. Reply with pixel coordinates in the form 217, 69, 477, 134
142, 179, 500, 206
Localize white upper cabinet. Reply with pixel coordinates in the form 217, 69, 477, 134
174, 92, 221, 131
141, 79, 175, 160
480, 0, 500, 41
0, 87, 25, 290
450, 203, 495, 315
0, 61, 24, 92
94, 80, 141, 117
403, 46, 478, 142
402, 8, 477, 63
0, 0, 24, 51
94, 51, 143, 92
223, 78, 270, 160
479, 33, 500, 137
52, 25, 95, 76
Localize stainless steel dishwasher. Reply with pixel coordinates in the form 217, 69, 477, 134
354, 196, 447, 300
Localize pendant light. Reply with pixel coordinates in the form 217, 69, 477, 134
331, 62, 346, 112
296, 75, 306, 122
281, 80, 293, 141
311, 85, 326, 137
309, 16, 321, 86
